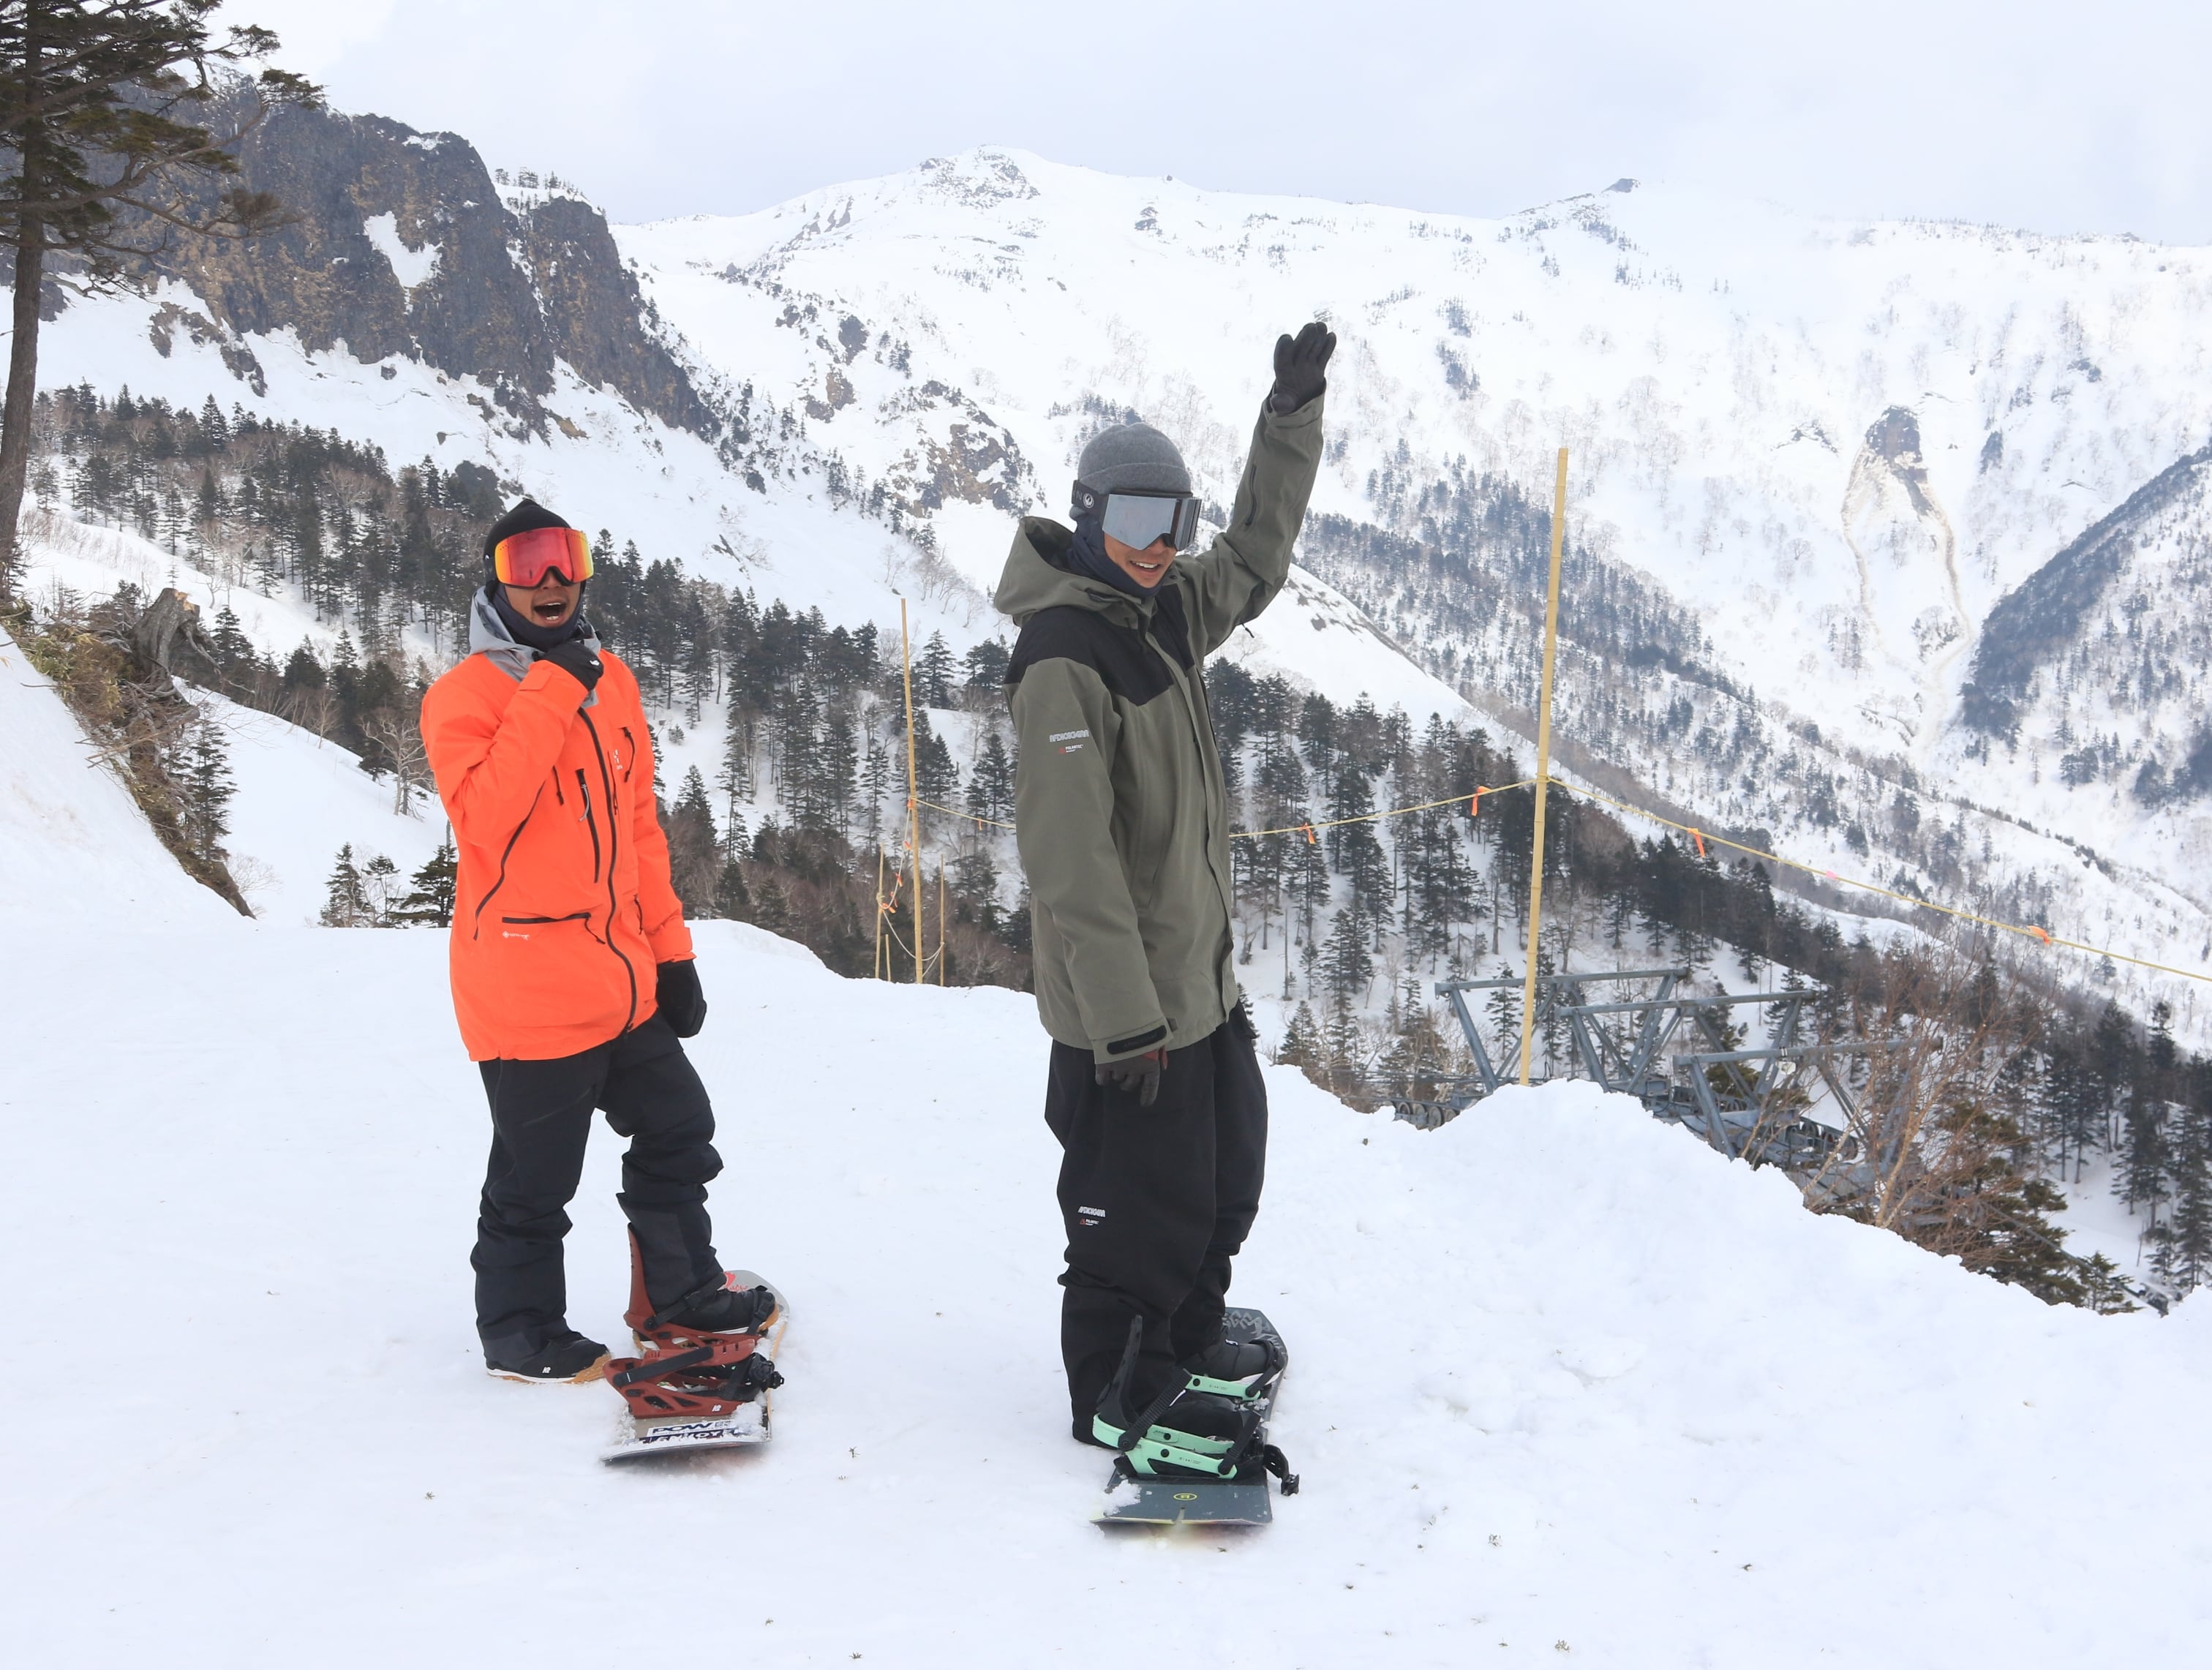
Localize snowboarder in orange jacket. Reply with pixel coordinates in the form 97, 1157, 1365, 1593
421, 498, 773, 1382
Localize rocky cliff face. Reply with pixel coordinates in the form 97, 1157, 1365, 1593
121, 102, 712, 442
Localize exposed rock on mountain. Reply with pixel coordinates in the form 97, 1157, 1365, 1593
123, 104, 713, 440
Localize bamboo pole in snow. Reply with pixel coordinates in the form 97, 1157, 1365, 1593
1518, 448, 1570, 1086
901, 599, 922, 985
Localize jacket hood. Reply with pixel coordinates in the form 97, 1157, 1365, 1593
468, 584, 601, 704
993, 516, 1159, 628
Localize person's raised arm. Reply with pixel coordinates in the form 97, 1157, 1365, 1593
1176, 323, 1334, 658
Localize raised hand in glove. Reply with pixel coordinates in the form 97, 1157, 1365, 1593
1095, 1047, 1167, 1108
1268, 320, 1337, 414
537, 637, 603, 695
655, 958, 707, 1038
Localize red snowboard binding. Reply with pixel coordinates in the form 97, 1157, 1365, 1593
620, 1230, 780, 1347
605, 1333, 783, 1421
608, 1229, 784, 1422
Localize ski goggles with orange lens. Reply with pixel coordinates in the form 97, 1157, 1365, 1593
490, 525, 595, 587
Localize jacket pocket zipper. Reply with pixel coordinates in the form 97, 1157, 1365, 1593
576, 768, 601, 881
471, 790, 542, 937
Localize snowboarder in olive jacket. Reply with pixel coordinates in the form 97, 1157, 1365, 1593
995, 322, 1334, 1440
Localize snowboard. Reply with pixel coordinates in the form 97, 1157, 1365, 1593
1094, 1306, 1289, 1527
600, 1272, 788, 1464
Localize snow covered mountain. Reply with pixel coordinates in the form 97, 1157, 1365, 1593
609, 151, 2212, 1017
20, 102, 2212, 1020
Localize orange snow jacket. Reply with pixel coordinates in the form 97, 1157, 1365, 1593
421, 605, 692, 1061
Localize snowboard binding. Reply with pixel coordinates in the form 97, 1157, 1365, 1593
604, 1334, 783, 1421
1093, 1317, 1298, 1494
622, 1230, 780, 1350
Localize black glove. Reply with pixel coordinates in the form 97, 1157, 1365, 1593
537, 637, 602, 694
655, 958, 707, 1038
1095, 1047, 1167, 1108
1268, 320, 1336, 414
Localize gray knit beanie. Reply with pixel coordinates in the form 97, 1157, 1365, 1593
1074, 422, 1192, 503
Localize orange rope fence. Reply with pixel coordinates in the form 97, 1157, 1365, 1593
911, 774, 2209, 988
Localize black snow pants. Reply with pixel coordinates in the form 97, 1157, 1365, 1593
473, 1013, 724, 1364
1044, 1013, 1268, 1434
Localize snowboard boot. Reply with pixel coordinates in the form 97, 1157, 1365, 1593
1179, 1332, 1286, 1402
484, 1328, 612, 1384
622, 1225, 778, 1347
1091, 1317, 1298, 1493
639, 1271, 779, 1342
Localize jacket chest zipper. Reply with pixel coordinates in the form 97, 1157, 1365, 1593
576, 769, 601, 881
1146, 624, 1236, 925
580, 710, 638, 1034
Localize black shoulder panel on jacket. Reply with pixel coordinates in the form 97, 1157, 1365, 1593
1152, 585, 1195, 671
1007, 605, 1175, 706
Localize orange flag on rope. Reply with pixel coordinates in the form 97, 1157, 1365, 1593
1690, 828, 1707, 859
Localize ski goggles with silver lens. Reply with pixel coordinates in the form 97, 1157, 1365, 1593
1095, 490, 1202, 553
490, 525, 595, 587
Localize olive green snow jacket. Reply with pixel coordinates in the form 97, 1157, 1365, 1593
996, 395, 1325, 1063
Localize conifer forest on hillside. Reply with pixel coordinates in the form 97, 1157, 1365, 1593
11, 383, 2211, 1309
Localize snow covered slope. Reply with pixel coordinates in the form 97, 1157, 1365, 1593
3, 917, 2205, 1667
0, 623, 236, 931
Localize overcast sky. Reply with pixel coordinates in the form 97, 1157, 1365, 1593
226, 1, 2212, 242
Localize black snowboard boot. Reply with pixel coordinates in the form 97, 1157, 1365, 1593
622, 1219, 777, 1343
641, 1272, 778, 1339
484, 1328, 611, 1384
1180, 1333, 1286, 1401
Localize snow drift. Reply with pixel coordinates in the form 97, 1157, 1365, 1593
2, 913, 2205, 1668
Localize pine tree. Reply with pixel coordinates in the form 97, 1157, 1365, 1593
1322, 991, 1363, 1099
392, 835, 457, 926
360, 853, 400, 925
2113, 1090, 2171, 1228
209, 603, 252, 670
966, 728, 1016, 823
914, 712, 959, 808
1322, 905, 1372, 1001
2162, 1102, 2212, 1292
1483, 963, 1521, 1075
713, 855, 750, 921
320, 843, 369, 927
173, 713, 234, 864
664, 766, 721, 917
1276, 1001, 1322, 1070
915, 631, 956, 707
